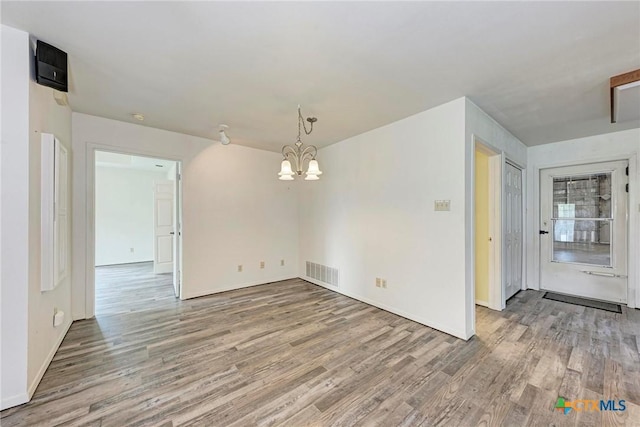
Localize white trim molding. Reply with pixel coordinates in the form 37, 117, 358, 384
1, 393, 30, 412
27, 320, 72, 398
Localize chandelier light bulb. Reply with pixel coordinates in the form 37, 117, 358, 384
306, 159, 322, 176
278, 160, 294, 176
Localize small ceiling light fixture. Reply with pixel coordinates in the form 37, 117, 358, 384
219, 124, 231, 145
132, 113, 145, 121
278, 105, 322, 181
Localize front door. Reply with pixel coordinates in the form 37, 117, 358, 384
540, 161, 628, 303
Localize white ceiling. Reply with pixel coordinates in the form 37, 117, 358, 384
96, 151, 175, 172
2, 1, 639, 151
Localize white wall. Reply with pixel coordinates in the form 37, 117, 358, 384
299, 98, 470, 339
297, 97, 527, 340
72, 113, 299, 318
526, 128, 640, 307
27, 44, 74, 401
1, 25, 73, 410
1, 25, 30, 410
95, 166, 168, 266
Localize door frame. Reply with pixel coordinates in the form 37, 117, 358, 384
531, 153, 638, 309
472, 136, 525, 312
87, 145, 183, 317
173, 162, 183, 298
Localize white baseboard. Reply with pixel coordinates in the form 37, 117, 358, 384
1, 392, 30, 411
95, 260, 154, 267
475, 299, 489, 307
27, 319, 72, 398
301, 276, 469, 340
182, 275, 298, 300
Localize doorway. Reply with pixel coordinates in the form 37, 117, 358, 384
94, 151, 182, 315
475, 148, 493, 307
474, 138, 524, 312
539, 160, 628, 303
474, 142, 500, 311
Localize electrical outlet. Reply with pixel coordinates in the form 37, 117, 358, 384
281, 259, 285, 266
382, 279, 387, 289
260, 261, 265, 269
434, 200, 451, 211
376, 278, 381, 287
433, 200, 451, 211
130, 247, 134, 253
237, 265, 243, 272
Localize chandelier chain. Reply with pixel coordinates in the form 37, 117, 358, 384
297, 105, 314, 144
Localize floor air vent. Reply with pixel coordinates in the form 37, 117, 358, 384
306, 261, 339, 287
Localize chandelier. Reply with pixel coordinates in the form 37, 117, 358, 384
278, 105, 322, 181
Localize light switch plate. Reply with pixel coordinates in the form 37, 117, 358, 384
434, 200, 451, 211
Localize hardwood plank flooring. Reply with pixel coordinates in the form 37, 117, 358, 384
95, 262, 176, 316
2, 263, 639, 426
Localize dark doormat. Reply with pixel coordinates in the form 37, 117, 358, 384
543, 292, 622, 313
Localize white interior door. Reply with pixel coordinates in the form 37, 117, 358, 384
153, 180, 174, 275
505, 162, 523, 300
172, 165, 182, 298
540, 161, 628, 303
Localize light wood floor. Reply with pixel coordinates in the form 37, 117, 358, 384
95, 262, 176, 316
2, 263, 639, 426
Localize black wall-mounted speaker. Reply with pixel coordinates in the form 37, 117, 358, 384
35, 40, 68, 92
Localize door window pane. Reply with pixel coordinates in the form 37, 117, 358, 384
553, 173, 611, 219
551, 172, 612, 266
552, 219, 612, 266
554, 204, 575, 242
552, 238, 611, 266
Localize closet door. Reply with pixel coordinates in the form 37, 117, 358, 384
505, 162, 522, 300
